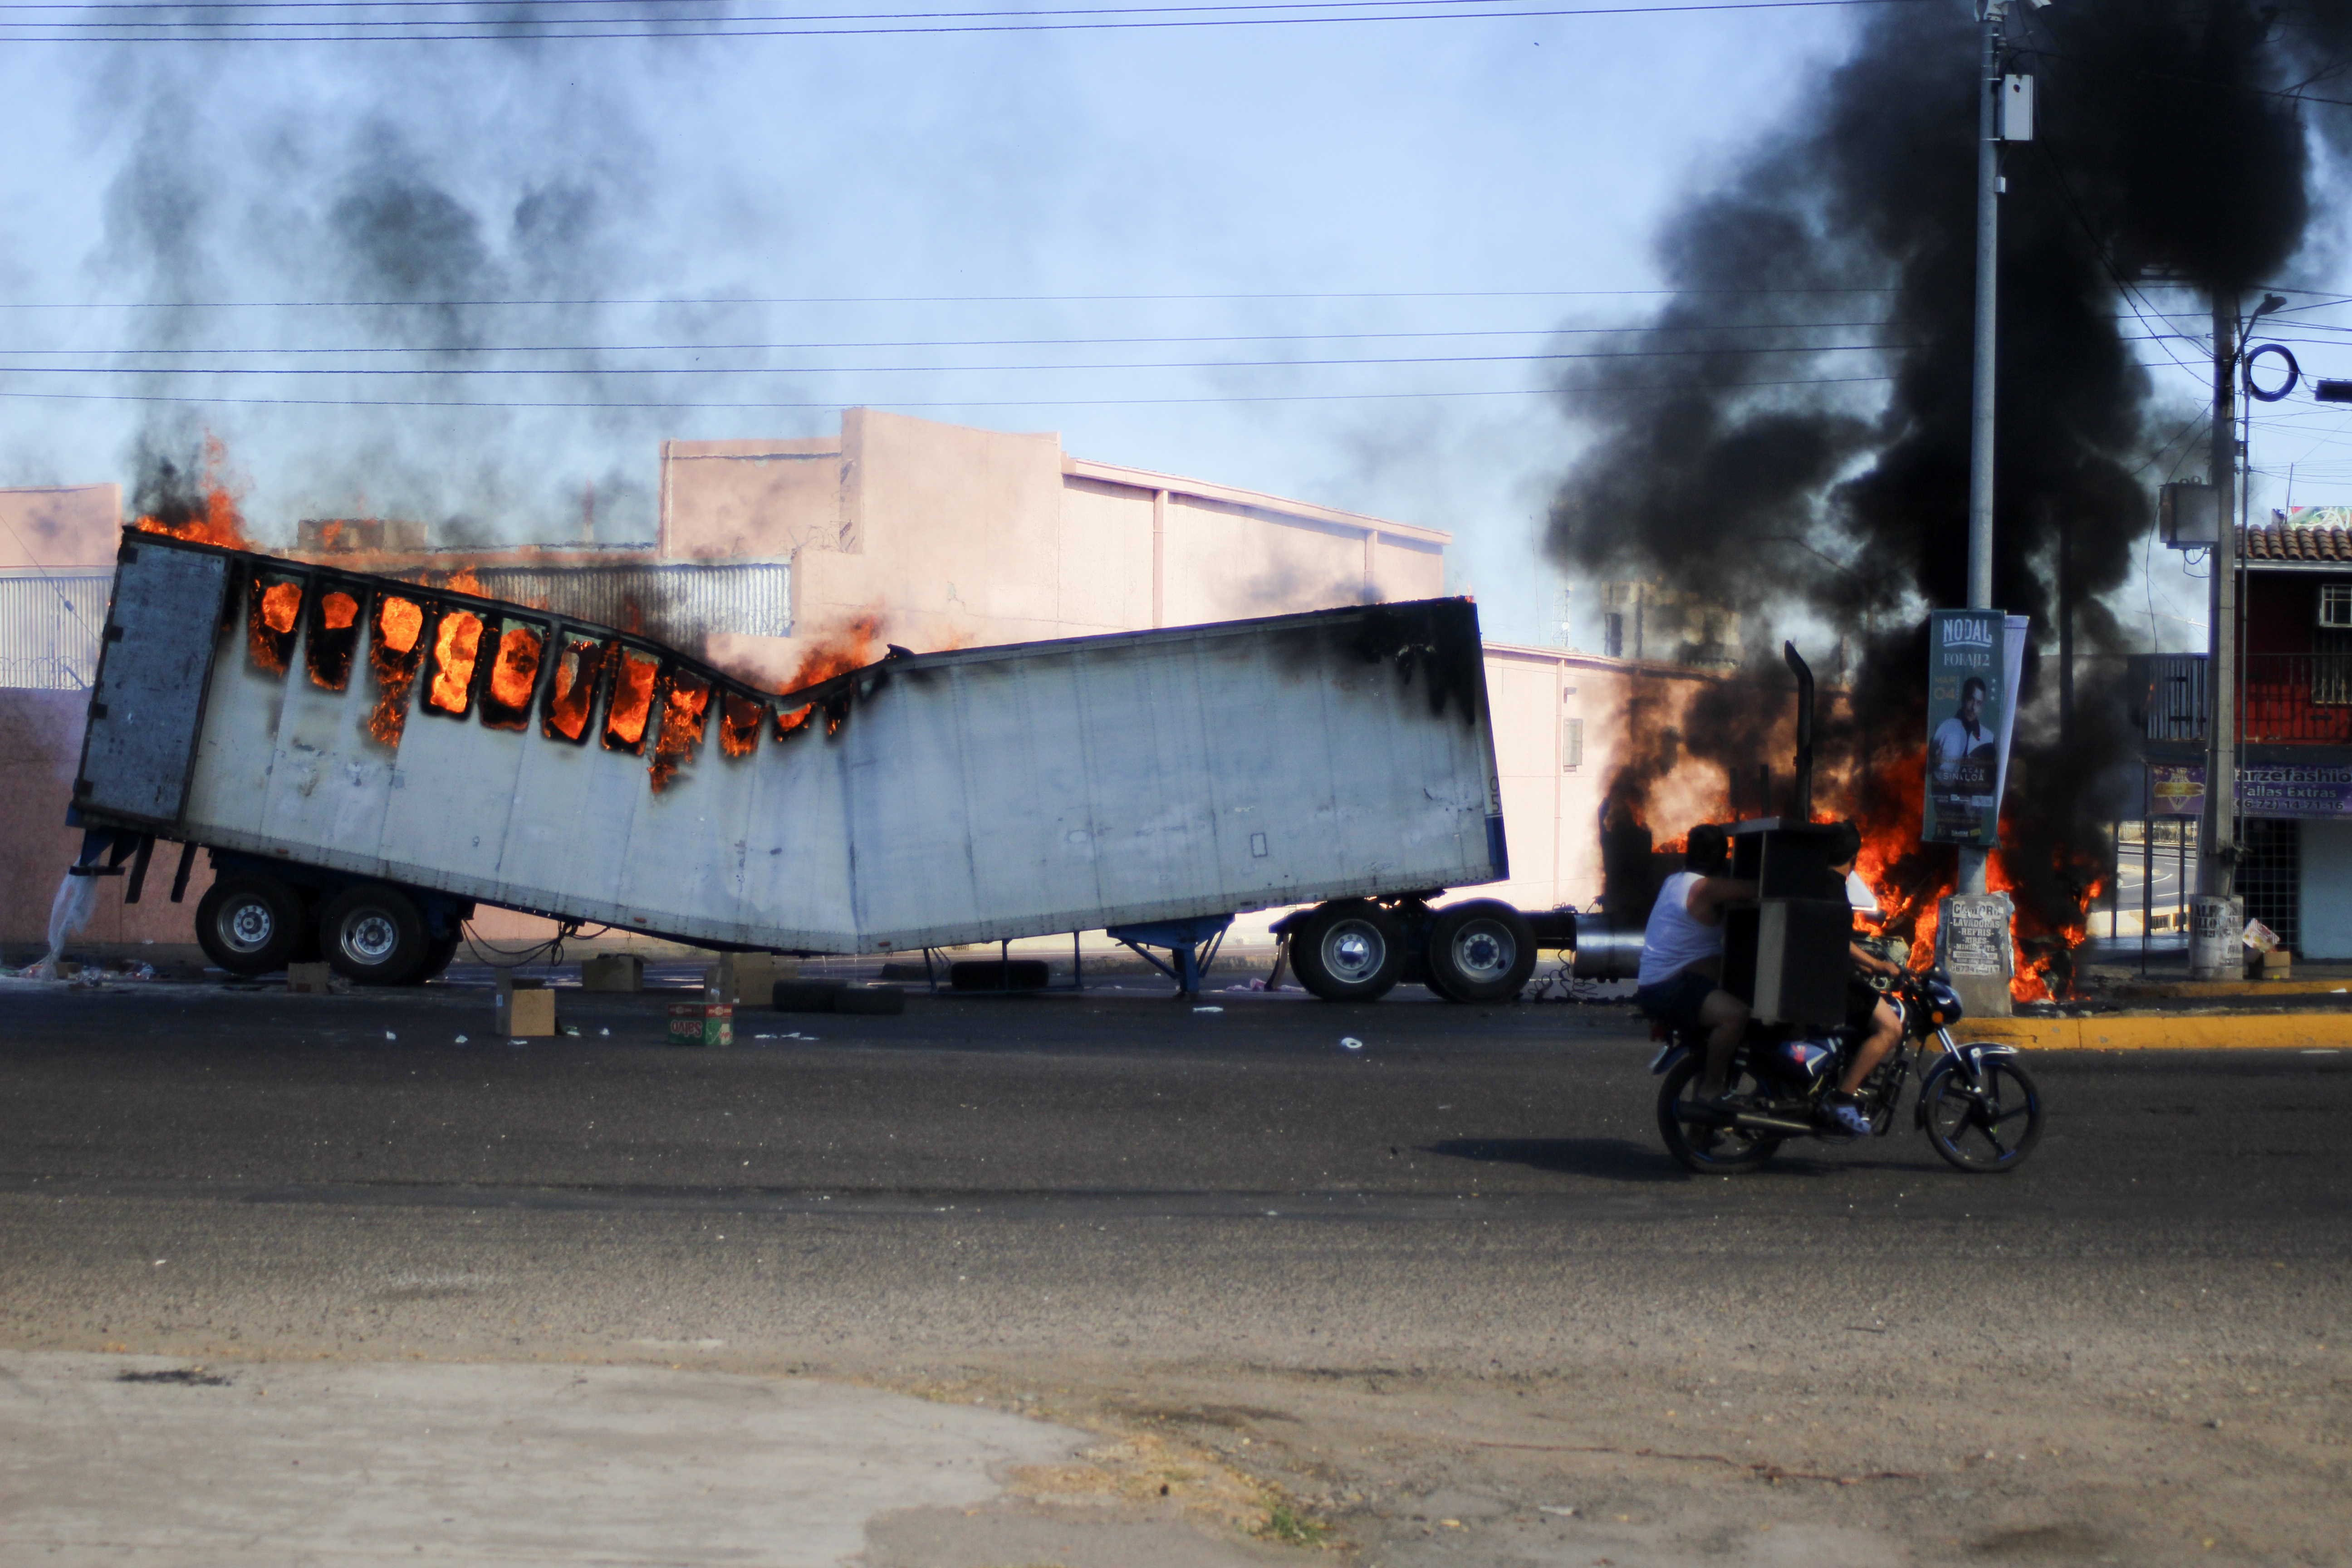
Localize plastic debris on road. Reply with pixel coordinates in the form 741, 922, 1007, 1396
454, 1034, 469, 1044
384, 1030, 397, 1041
1192, 1006, 1223, 1014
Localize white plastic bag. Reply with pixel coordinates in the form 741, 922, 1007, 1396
28, 871, 98, 980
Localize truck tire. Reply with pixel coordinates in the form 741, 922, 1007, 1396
195, 874, 306, 977
1426, 900, 1539, 1002
1291, 900, 1405, 1002
835, 984, 907, 1015
772, 979, 845, 1012
949, 959, 1049, 992
319, 883, 430, 986
412, 931, 462, 984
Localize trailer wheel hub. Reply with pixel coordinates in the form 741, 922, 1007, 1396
342, 912, 400, 965
222, 901, 275, 954
1450, 924, 1514, 982
1321, 922, 1385, 983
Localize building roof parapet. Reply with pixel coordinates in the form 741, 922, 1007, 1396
1061, 456, 1450, 548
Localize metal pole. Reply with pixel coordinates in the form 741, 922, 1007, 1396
1958, 0, 2003, 898
2193, 291, 2241, 979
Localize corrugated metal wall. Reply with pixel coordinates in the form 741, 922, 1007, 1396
0, 570, 111, 689
441, 562, 793, 645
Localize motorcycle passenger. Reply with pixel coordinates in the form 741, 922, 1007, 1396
1823, 820, 1906, 1136
1634, 823, 1757, 1102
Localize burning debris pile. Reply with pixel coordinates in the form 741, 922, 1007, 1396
1547, 0, 2351, 999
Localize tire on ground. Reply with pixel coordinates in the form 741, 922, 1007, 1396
834, 985, 907, 1015
772, 979, 846, 1012
1426, 900, 1539, 1003
194, 873, 307, 977
949, 959, 1049, 992
318, 882, 431, 986
1289, 900, 1406, 1002
411, 930, 462, 984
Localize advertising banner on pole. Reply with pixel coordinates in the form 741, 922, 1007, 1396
1924, 610, 2029, 846
2146, 762, 2352, 819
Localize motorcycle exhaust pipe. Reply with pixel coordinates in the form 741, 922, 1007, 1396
1672, 1102, 1819, 1139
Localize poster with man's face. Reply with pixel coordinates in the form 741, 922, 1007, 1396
1923, 609, 2024, 846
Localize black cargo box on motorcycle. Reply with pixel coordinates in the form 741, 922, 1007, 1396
1721, 819, 1850, 1031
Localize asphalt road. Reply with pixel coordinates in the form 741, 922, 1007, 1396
4, 976, 2349, 1567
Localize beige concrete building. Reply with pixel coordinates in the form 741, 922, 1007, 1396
1, 415, 1743, 959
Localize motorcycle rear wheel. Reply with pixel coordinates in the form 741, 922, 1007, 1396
1656, 1054, 1783, 1175
1921, 1052, 2043, 1173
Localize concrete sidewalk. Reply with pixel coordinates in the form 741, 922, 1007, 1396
0, 1352, 1289, 1567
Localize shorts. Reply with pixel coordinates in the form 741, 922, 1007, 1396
1636, 968, 1718, 1034
1847, 975, 1890, 1032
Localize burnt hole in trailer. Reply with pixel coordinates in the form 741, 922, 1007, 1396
425, 607, 485, 717
367, 595, 427, 748
719, 691, 763, 758
247, 574, 302, 676
479, 620, 545, 732
305, 588, 362, 691
772, 702, 814, 742
542, 635, 608, 744
1343, 600, 1485, 724
602, 648, 660, 755
650, 669, 710, 793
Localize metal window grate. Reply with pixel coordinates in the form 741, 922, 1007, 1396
1563, 716, 1583, 771
2320, 583, 2352, 628
0, 569, 111, 690
2238, 817, 2301, 955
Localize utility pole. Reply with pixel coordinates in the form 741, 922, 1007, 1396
2191, 292, 2242, 977
1958, 0, 2004, 899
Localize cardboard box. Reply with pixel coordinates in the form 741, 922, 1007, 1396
496, 980, 558, 1038
285, 962, 335, 993
2261, 948, 2293, 980
701, 952, 797, 1004
668, 1001, 734, 1048
581, 954, 645, 993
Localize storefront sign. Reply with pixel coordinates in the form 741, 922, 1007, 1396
1923, 610, 2029, 846
2146, 762, 2352, 818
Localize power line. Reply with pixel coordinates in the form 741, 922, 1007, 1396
0, 286, 1961, 310
0, 0, 1936, 41
0, 372, 1897, 409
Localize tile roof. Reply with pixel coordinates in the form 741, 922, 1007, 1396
2239, 520, 2352, 564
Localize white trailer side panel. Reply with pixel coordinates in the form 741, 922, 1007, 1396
86, 535, 1506, 952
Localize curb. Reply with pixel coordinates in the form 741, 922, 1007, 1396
1972, 1014, 2351, 1052
2115, 979, 2352, 1000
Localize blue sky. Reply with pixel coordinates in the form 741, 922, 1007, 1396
0, 1, 2342, 653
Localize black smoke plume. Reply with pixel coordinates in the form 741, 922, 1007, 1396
1547, 0, 2352, 969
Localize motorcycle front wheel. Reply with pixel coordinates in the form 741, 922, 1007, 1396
1921, 1052, 2043, 1173
1655, 1053, 1783, 1175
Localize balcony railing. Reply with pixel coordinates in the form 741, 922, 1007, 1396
2130, 653, 2352, 744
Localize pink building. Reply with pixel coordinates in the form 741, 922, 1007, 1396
1, 413, 1732, 959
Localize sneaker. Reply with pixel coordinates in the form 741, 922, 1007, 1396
1825, 1097, 1872, 1137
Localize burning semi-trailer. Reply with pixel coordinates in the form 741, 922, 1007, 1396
63, 530, 1571, 998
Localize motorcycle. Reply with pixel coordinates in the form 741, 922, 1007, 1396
1650, 968, 2043, 1175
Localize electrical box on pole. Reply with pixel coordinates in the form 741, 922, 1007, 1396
2159, 482, 2219, 548
1999, 74, 2035, 141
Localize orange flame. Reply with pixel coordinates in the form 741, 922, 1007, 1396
132, 435, 254, 550
772, 703, 814, 741
650, 673, 711, 792
445, 567, 485, 596
604, 651, 659, 750
427, 610, 483, 713
544, 638, 606, 742
367, 596, 427, 747
245, 578, 300, 673
481, 625, 543, 731
779, 612, 883, 696
321, 591, 358, 630
720, 691, 763, 758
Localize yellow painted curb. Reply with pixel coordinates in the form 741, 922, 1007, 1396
2115, 979, 2352, 999
1971, 1014, 2351, 1051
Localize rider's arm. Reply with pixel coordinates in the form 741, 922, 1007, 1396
1684, 877, 1758, 925
1848, 939, 1901, 977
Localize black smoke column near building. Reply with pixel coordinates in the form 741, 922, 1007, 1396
1545, 0, 2352, 974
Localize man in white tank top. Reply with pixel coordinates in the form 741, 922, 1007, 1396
1633, 823, 1757, 1099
